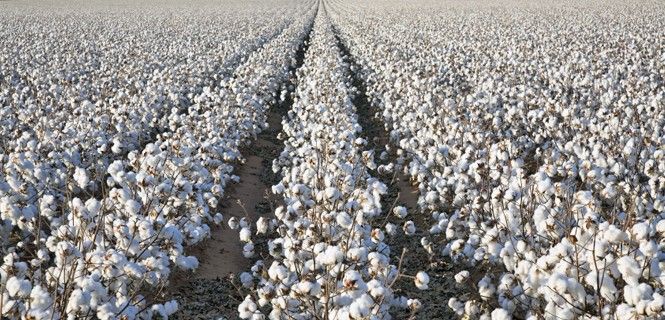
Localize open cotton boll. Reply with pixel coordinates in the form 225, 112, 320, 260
631, 222, 650, 240
151, 300, 179, 319
617, 255, 641, 286
228, 217, 239, 230
73, 167, 90, 189
243, 242, 255, 258
584, 271, 617, 302
414, 271, 430, 290
425, 191, 438, 204
317, 245, 343, 266
478, 276, 496, 300
213, 213, 224, 224
240, 272, 254, 288
238, 295, 259, 319
267, 262, 289, 282
256, 217, 269, 234
407, 298, 422, 311
124, 199, 142, 215
66, 289, 91, 314
603, 224, 628, 243
239, 217, 250, 229
29, 285, 52, 312
175, 255, 199, 270
336, 211, 353, 229
403, 220, 416, 235
491, 308, 512, 320
455, 270, 470, 284
239, 227, 252, 242
6, 277, 31, 298
393, 206, 408, 219
385, 223, 397, 236
448, 298, 465, 315
349, 294, 372, 318
371, 228, 385, 243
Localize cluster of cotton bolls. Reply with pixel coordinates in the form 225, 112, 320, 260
237, 8, 427, 319
0, 1, 317, 318
330, 0, 665, 318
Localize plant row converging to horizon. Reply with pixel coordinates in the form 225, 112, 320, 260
1, 0, 664, 319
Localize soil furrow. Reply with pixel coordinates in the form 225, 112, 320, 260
330, 17, 459, 320
168, 17, 316, 320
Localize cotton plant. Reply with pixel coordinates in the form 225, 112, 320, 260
330, 0, 665, 318
0, 1, 317, 318
237, 11, 427, 319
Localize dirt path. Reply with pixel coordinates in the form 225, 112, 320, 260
193, 117, 281, 279
168, 21, 314, 320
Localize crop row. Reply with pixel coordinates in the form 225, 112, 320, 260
0, 1, 316, 318
237, 7, 426, 320
329, 0, 665, 319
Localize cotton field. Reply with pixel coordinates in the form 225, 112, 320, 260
0, 0, 663, 319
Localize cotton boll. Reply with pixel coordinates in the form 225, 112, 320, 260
324, 187, 341, 201
336, 211, 353, 229
228, 217, 239, 230
66, 288, 91, 314
96, 303, 117, 320
465, 300, 480, 317
425, 191, 438, 204
385, 223, 397, 236
73, 167, 90, 189
239, 217, 250, 229
176, 255, 199, 270
407, 298, 422, 311
478, 276, 496, 300
414, 271, 429, 290
6, 277, 31, 298
213, 213, 224, 224
268, 262, 289, 282
421, 237, 433, 255
111, 138, 123, 154
393, 206, 408, 219
238, 295, 258, 319
584, 271, 617, 302
624, 283, 653, 306
164, 300, 178, 316
29, 285, 52, 312
349, 295, 371, 318
239, 227, 252, 242
240, 272, 254, 288
455, 270, 470, 284
603, 225, 628, 243
243, 242, 255, 258
256, 217, 269, 234
272, 182, 285, 194
125, 200, 141, 215
631, 222, 650, 241
617, 255, 641, 286
647, 292, 665, 315
403, 221, 416, 236
448, 297, 465, 315
491, 308, 511, 320
371, 229, 385, 243
318, 246, 343, 266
